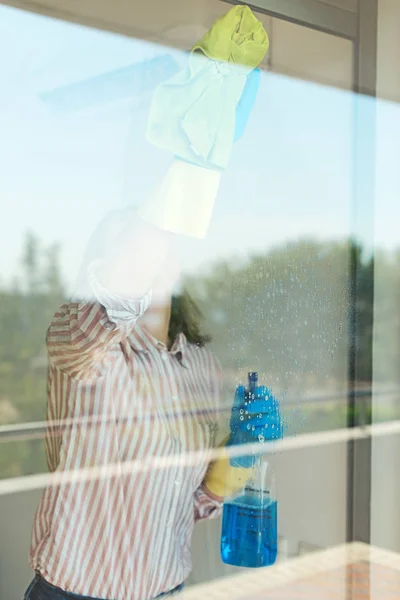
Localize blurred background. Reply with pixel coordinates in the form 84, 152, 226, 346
0, 0, 399, 598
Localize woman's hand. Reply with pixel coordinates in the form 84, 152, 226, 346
203, 383, 282, 499
228, 384, 282, 468
231, 384, 282, 438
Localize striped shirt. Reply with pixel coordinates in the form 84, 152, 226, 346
30, 288, 222, 600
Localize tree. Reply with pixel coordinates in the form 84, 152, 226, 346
0, 233, 64, 478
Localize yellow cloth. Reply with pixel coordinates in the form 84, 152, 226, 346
192, 5, 269, 68
203, 437, 252, 499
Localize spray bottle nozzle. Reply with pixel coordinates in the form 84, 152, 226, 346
248, 372, 258, 386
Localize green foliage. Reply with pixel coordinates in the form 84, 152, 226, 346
188, 240, 351, 391
0, 233, 64, 478
0, 233, 399, 479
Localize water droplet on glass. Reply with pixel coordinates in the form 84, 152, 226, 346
258, 434, 265, 443
240, 416, 244, 421
252, 425, 255, 431
247, 424, 251, 430
239, 409, 244, 415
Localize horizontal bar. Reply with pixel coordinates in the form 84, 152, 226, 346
1, 386, 399, 442
1, 418, 400, 497
222, 0, 357, 40
2, 0, 357, 44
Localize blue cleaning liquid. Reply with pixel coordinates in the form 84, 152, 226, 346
221, 495, 277, 568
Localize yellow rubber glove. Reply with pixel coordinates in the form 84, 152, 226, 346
203, 437, 252, 500
192, 5, 269, 68
138, 159, 221, 239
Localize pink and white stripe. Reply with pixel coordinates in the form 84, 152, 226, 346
30, 300, 222, 600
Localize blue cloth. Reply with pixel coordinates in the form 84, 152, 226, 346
24, 574, 184, 600
233, 68, 261, 142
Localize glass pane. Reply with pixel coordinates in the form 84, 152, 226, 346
0, 2, 370, 600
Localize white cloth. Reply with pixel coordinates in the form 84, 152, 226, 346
147, 54, 248, 170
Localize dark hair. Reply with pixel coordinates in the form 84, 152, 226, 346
75, 208, 210, 346
170, 291, 211, 347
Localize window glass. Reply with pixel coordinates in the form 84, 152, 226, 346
3, 1, 398, 599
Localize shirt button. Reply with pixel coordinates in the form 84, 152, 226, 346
161, 353, 168, 361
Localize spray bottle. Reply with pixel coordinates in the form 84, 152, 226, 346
221, 372, 282, 568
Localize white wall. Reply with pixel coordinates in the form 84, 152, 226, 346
377, 0, 400, 103
371, 0, 400, 553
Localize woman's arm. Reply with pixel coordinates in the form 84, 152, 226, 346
47, 157, 218, 378
97, 214, 172, 300
46, 208, 171, 379
46, 296, 149, 379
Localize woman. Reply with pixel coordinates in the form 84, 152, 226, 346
24, 7, 270, 598
24, 206, 226, 600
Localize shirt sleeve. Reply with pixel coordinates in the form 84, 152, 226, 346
193, 485, 223, 522
46, 262, 151, 379
87, 260, 152, 326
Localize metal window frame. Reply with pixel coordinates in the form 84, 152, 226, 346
221, 0, 357, 39
346, 0, 378, 545
1, 0, 378, 546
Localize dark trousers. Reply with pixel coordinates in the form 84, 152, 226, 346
24, 574, 184, 600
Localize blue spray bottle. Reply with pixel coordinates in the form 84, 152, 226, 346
221, 372, 282, 568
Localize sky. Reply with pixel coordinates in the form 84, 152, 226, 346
0, 4, 399, 292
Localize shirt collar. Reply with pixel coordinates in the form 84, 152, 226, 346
170, 332, 188, 365
128, 325, 189, 365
